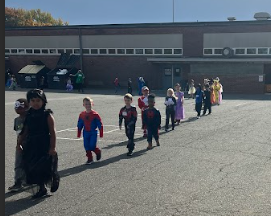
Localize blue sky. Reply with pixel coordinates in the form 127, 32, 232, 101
5, 0, 271, 25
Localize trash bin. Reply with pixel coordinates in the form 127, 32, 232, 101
18, 61, 50, 88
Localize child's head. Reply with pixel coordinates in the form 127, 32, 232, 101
167, 88, 174, 96
148, 94, 156, 108
124, 93, 133, 106
14, 98, 29, 115
175, 83, 181, 91
26, 89, 47, 110
142, 86, 149, 96
83, 97, 93, 111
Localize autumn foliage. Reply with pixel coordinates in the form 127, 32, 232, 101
5, 7, 69, 27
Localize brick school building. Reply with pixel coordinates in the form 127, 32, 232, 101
5, 20, 271, 93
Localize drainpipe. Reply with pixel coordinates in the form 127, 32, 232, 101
78, 27, 83, 72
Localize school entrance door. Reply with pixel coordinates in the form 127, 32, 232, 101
162, 65, 181, 90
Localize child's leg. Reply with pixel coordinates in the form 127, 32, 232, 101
208, 104, 212, 114
203, 104, 207, 115
14, 149, 25, 185
165, 109, 170, 130
83, 133, 93, 161
147, 127, 153, 149
127, 125, 135, 152
90, 134, 101, 161
153, 128, 160, 146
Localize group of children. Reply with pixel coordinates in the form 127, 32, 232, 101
8, 78, 222, 198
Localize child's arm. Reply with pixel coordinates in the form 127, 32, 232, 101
157, 110, 162, 129
48, 114, 57, 155
119, 108, 123, 129
138, 98, 143, 109
96, 114, 103, 138
17, 126, 28, 151
77, 113, 84, 138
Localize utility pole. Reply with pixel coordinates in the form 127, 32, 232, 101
173, 0, 175, 22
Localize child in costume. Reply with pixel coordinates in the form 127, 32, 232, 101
119, 94, 138, 156
213, 79, 221, 105
164, 88, 177, 131
9, 75, 17, 90
77, 97, 103, 164
174, 83, 185, 125
18, 89, 60, 199
66, 77, 73, 91
195, 84, 204, 119
188, 79, 196, 99
203, 84, 212, 115
138, 86, 149, 137
8, 99, 29, 192
143, 94, 161, 150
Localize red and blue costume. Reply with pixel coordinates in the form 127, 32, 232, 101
77, 110, 103, 161
143, 107, 161, 143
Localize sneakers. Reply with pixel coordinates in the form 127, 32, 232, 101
147, 144, 153, 150
85, 160, 93, 165
32, 188, 47, 199
8, 182, 23, 192
96, 152, 101, 161
127, 151, 133, 156
156, 142, 160, 147
197, 116, 200, 119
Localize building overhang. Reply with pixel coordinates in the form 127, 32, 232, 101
147, 57, 271, 64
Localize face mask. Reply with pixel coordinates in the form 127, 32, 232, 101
14, 101, 25, 109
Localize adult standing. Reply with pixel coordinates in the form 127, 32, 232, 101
128, 78, 132, 94
137, 77, 145, 95
70, 70, 85, 93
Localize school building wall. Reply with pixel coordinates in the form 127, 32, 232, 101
5, 21, 271, 93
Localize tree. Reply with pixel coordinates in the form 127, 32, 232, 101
5, 7, 69, 27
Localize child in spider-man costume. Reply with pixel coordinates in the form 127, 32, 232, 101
77, 97, 103, 165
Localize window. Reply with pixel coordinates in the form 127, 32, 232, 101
145, 49, 153, 54
57, 49, 65, 54
26, 49, 33, 54
117, 49, 125, 54
108, 49, 116, 54
66, 49, 73, 54
18, 49, 25, 54
91, 49, 98, 54
135, 49, 143, 54
11, 49, 18, 54
174, 68, 181, 77
235, 48, 245, 55
174, 49, 182, 55
42, 49, 49, 54
5, 49, 10, 54
74, 49, 80, 54
34, 49, 41, 54
154, 49, 163, 54
258, 48, 268, 55
247, 48, 256, 55
83, 49, 90, 54
269, 48, 271, 55
126, 49, 134, 54
214, 49, 223, 55
48, 49, 56, 54
204, 49, 212, 55
164, 49, 173, 54
99, 49, 107, 54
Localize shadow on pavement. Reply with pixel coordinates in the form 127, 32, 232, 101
5, 195, 51, 215
59, 148, 147, 178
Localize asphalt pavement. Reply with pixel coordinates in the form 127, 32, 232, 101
5, 89, 271, 216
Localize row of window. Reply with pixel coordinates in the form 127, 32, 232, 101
204, 47, 271, 55
5, 48, 183, 55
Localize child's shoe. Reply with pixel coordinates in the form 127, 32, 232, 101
85, 160, 93, 165
8, 182, 23, 192
127, 151, 133, 156
96, 152, 101, 161
147, 144, 153, 150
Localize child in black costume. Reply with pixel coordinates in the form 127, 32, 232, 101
18, 89, 60, 199
164, 88, 177, 131
143, 94, 161, 150
119, 94, 138, 156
